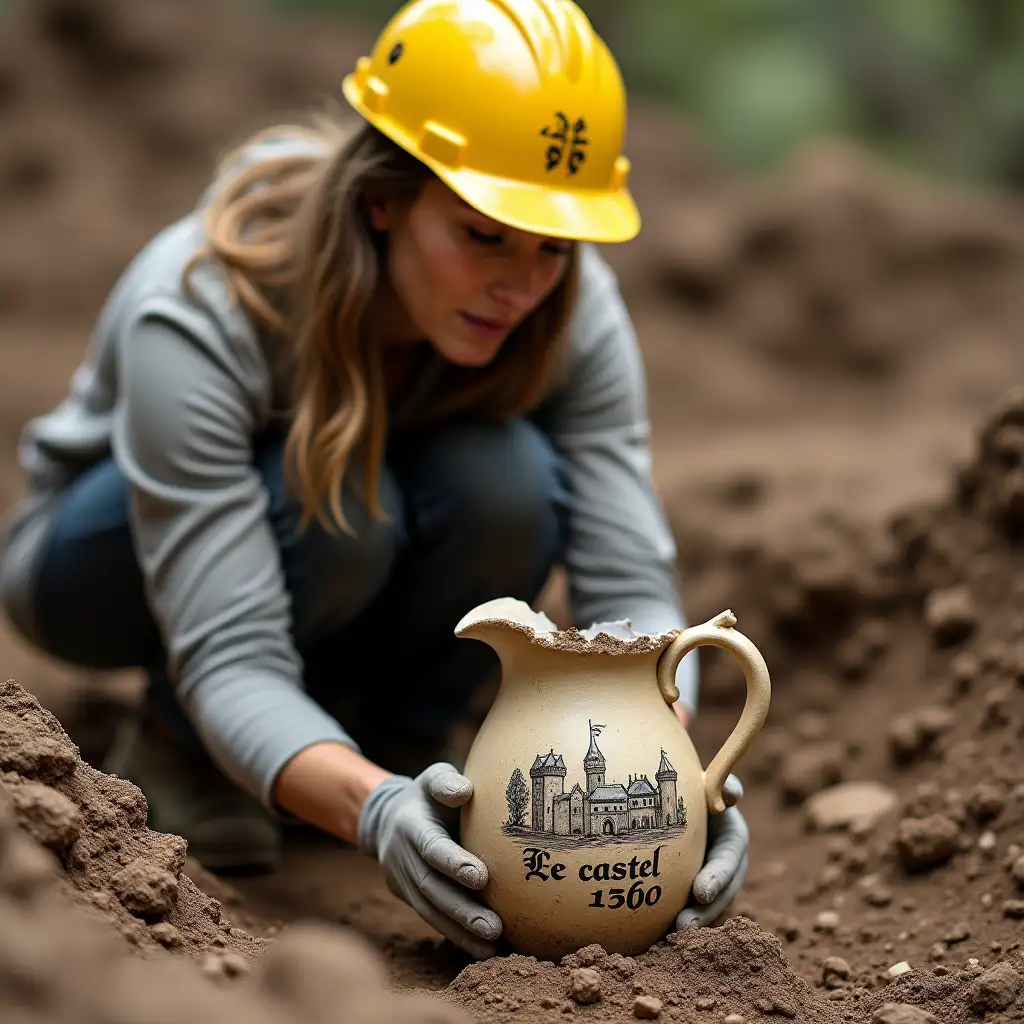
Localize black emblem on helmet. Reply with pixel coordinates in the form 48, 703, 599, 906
541, 112, 588, 175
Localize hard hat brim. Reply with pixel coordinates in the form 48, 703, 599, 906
433, 164, 642, 244
342, 75, 640, 244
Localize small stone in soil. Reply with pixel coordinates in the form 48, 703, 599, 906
149, 922, 182, 948
110, 860, 178, 921
633, 995, 662, 1019
924, 585, 977, 646
871, 1004, 939, 1024
896, 814, 961, 871
967, 782, 1006, 821
887, 707, 954, 764
815, 910, 841, 933
723, 1016, 745, 1024
806, 781, 898, 832
569, 967, 601, 1005
887, 962, 912, 979
943, 922, 970, 943
863, 885, 893, 907
1003, 899, 1024, 918
823, 956, 851, 988
968, 963, 1022, 1013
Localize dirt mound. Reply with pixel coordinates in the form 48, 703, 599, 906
445, 917, 847, 1022
0, 676, 267, 961
671, 386, 1024, 1014
644, 139, 1024, 383
0, 676, 468, 1023
444, 916, 1024, 1022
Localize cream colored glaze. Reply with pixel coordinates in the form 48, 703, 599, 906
455, 599, 771, 961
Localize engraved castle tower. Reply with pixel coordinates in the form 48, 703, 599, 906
583, 719, 606, 833
583, 718, 606, 793
529, 749, 566, 832
656, 749, 678, 826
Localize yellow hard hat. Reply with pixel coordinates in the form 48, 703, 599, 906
341, 0, 640, 243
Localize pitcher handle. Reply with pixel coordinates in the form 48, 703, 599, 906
656, 609, 771, 814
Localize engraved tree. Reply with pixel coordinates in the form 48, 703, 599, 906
676, 797, 687, 830
505, 769, 529, 827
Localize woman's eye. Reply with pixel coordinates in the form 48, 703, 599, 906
543, 243, 571, 257
466, 226, 503, 246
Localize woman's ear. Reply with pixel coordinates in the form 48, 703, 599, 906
365, 192, 391, 232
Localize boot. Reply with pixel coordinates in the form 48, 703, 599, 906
103, 713, 282, 874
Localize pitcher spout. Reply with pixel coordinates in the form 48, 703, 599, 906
454, 597, 559, 653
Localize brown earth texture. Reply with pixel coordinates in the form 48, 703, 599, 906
4, 1, 1024, 1022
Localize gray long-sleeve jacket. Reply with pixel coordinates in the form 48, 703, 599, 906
0, 137, 695, 806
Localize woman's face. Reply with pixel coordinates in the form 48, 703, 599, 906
369, 178, 573, 367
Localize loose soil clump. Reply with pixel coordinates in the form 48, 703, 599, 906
0, 677, 468, 1023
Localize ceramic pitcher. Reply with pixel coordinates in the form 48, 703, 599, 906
454, 597, 771, 960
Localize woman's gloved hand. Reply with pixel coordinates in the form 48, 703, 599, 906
357, 762, 503, 959
675, 774, 749, 930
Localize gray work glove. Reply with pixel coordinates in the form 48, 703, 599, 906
357, 762, 503, 959
675, 774, 749, 930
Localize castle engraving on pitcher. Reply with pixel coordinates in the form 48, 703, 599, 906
503, 720, 688, 850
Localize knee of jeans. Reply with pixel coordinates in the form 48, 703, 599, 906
285, 470, 405, 643
427, 419, 566, 572
0, 529, 36, 646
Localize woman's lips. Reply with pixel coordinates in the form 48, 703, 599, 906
460, 311, 512, 340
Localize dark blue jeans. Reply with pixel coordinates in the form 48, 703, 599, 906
31, 418, 569, 760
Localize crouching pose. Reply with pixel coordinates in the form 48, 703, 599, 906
0, 0, 749, 959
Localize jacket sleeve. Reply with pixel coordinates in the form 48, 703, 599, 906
534, 245, 699, 714
111, 305, 358, 806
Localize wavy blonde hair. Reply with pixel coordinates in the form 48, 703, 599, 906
183, 106, 579, 534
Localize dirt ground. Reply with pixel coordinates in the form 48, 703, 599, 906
3, 1, 1024, 1022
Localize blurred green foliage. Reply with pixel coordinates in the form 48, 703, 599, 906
260, 0, 1024, 187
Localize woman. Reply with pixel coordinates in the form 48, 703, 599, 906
0, 0, 748, 958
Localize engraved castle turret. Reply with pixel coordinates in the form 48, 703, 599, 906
655, 748, 678, 832
529, 750, 565, 832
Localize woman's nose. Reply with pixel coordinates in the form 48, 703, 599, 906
491, 256, 545, 311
